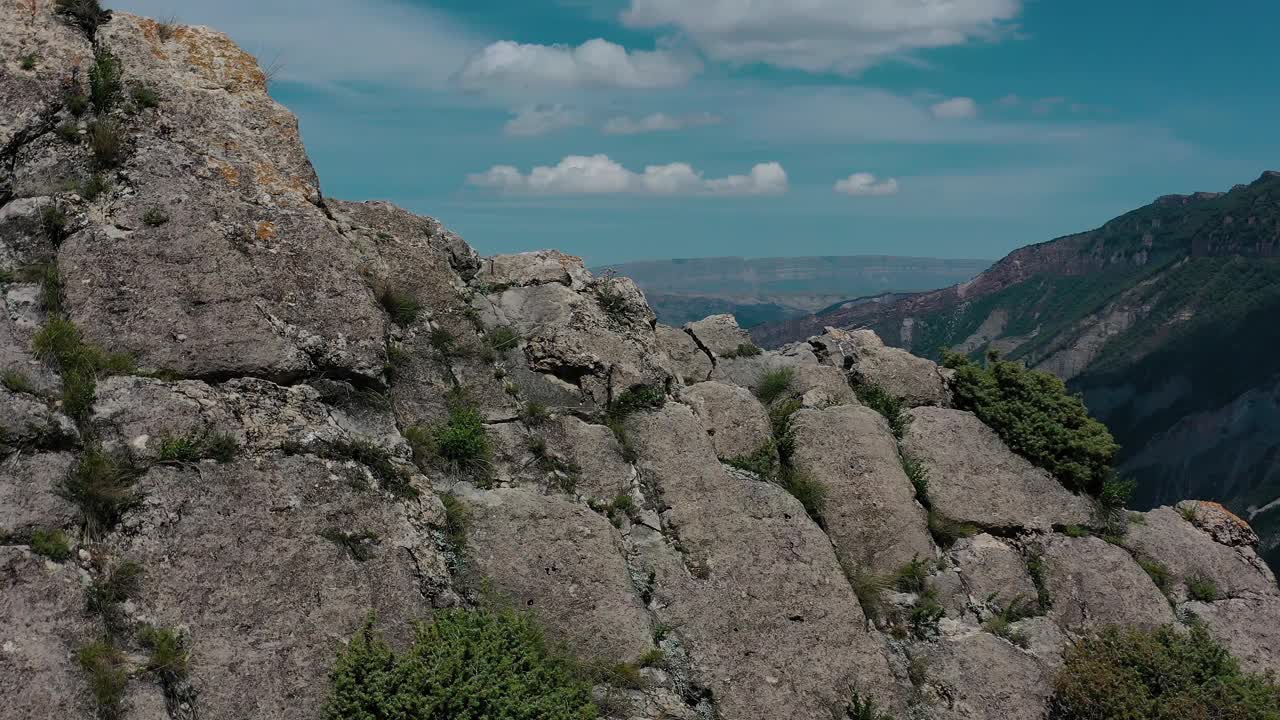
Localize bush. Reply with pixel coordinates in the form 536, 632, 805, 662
422, 401, 492, 478
1051, 624, 1280, 719
86, 559, 143, 632
41, 203, 69, 240
89, 119, 125, 170
20, 53, 38, 71
30, 528, 72, 561
724, 440, 779, 477
486, 325, 520, 353
595, 279, 631, 323
33, 317, 133, 421
721, 343, 762, 359
323, 610, 597, 720
754, 367, 795, 405
1136, 556, 1171, 592
139, 625, 189, 683
781, 466, 826, 524
56, 0, 112, 37
927, 509, 978, 548
840, 559, 889, 621
78, 639, 127, 720
304, 438, 417, 499
438, 492, 469, 557
895, 554, 932, 593
64, 87, 90, 116
943, 350, 1119, 495
1187, 573, 1218, 602
56, 448, 140, 538
607, 384, 666, 422
377, 286, 420, 327
900, 452, 929, 507
131, 85, 161, 109
854, 382, 909, 438
156, 430, 237, 464
843, 692, 894, 720
88, 49, 123, 111
142, 208, 170, 226
519, 400, 550, 427
81, 173, 112, 201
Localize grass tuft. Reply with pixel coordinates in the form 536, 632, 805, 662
1186, 573, 1218, 602
927, 509, 978, 548
78, 638, 128, 720
377, 286, 421, 327
139, 625, 189, 682
754, 367, 795, 405
156, 430, 237, 464
30, 528, 73, 561
320, 528, 380, 562
854, 382, 909, 438
142, 208, 170, 226
1, 369, 37, 394
56, 449, 140, 538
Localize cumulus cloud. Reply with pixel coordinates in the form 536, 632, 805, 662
622, 0, 1022, 74
601, 112, 723, 135
930, 97, 978, 119
835, 173, 900, 197
504, 104, 586, 137
458, 39, 699, 91
467, 155, 787, 196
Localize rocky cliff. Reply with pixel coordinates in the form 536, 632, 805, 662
753, 172, 1280, 571
2, 6, 1278, 720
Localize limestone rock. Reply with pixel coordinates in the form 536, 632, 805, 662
811, 327, 950, 407
458, 487, 654, 664
476, 250, 590, 290
1187, 597, 1280, 675
921, 630, 1054, 720
942, 534, 1038, 617
901, 407, 1093, 530
685, 314, 752, 357
1125, 506, 1278, 602
656, 324, 711, 384
789, 405, 935, 573
0, 451, 78, 535
683, 381, 773, 460
1040, 535, 1175, 632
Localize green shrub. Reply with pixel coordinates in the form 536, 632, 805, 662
1064, 525, 1092, 538
486, 325, 520, 353
41, 203, 69, 240
427, 327, 456, 357
854, 382, 909, 438
86, 559, 143, 632
156, 430, 237, 464
721, 343, 762, 359
519, 400, 550, 427
943, 350, 1119, 495
840, 558, 889, 621
64, 87, 90, 116
754, 367, 796, 404
56, 0, 112, 37
595, 279, 631, 322
377, 286, 420, 327
142, 208, 170, 226
30, 528, 72, 561
1136, 556, 1171, 592
131, 84, 161, 109
910, 590, 944, 640
724, 440, 779, 478
900, 452, 929, 507
323, 610, 596, 720
139, 625, 189, 683
56, 121, 81, 143
78, 638, 128, 720
1187, 573, 1218, 602
438, 492, 469, 557
88, 49, 123, 111
780, 466, 826, 524
607, 384, 666, 421
983, 594, 1038, 648
24, 262, 63, 314
639, 648, 665, 668
320, 438, 417, 499
57, 449, 140, 538
1178, 502, 1200, 523
89, 119, 125, 170
320, 528, 380, 562
843, 692, 894, 720
927, 509, 978, 547
20, 53, 38, 71
768, 397, 804, 462
418, 401, 492, 478
81, 173, 112, 201
34, 318, 133, 421
1, 369, 36, 394
1051, 624, 1280, 719
895, 555, 932, 593
1026, 549, 1052, 612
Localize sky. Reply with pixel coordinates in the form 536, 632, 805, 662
111, 0, 1280, 265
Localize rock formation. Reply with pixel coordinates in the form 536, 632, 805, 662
2, 7, 1277, 720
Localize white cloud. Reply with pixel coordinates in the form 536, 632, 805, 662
622, 0, 1022, 74
504, 104, 586, 137
997, 93, 1021, 107
930, 97, 978, 119
601, 112, 722, 135
110, 0, 483, 90
458, 39, 700, 91
467, 155, 787, 196
1032, 96, 1067, 115
835, 173, 900, 197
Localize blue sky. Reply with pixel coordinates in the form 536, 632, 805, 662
113, 0, 1279, 265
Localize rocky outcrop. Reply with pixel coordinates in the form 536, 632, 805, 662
2, 8, 1277, 720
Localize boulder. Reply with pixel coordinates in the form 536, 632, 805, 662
789, 405, 935, 573
901, 407, 1093, 530
475, 250, 590, 290
656, 324, 711, 385
920, 630, 1054, 720
1125, 506, 1278, 602
1187, 597, 1280, 675
457, 488, 654, 664
0, 451, 78, 535
811, 328, 950, 407
1040, 535, 1175, 632
685, 314, 753, 357
942, 534, 1038, 617
683, 381, 773, 460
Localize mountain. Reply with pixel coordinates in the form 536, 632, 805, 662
599, 255, 991, 327
2, 7, 1277, 720
753, 173, 1280, 568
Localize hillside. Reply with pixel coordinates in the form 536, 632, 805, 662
753, 174, 1280, 568
2, 6, 1278, 720
600, 255, 991, 327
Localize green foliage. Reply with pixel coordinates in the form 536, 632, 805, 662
20, 53, 38, 71
895, 555, 932, 593
1, 369, 36, 394
34, 317, 133, 421
411, 399, 493, 479
131, 84, 161, 109
1178, 503, 1200, 523
57, 449, 140, 538
927, 510, 978, 548
1064, 525, 1092, 538
89, 119, 125, 170
943, 350, 1119, 495
86, 559, 143, 632
377, 286, 421, 327
768, 397, 804, 462
721, 343, 763, 359
142, 208, 170, 226
64, 87, 90, 116
841, 559, 889, 621
320, 528, 380, 562
291, 437, 418, 499
486, 325, 521, 353
983, 595, 1038, 648
30, 528, 72, 561
78, 638, 128, 720
438, 493, 469, 557
81, 172, 112, 201
754, 367, 796, 404
607, 384, 666, 421
781, 466, 826, 524
322, 610, 597, 720
604, 493, 639, 527
843, 692, 895, 720
1136, 556, 1171, 592
638, 648, 665, 668
56, 0, 112, 37
854, 382, 909, 438
56, 120, 81, 143
1026, 548, 1053, 612
519, 400, 550, 427
595, 279, 632, 323
25, 261, 63, 314
1186, 573, 1218, 602
139, 625, 189, 683
156, 430, 237, 464
1051, 624, 1280, 720
900, 452, 929, 507
427, 327, 456, 357
88, 49, 123, 111
1094, 476, 1135, 536
910, 589, 944, 640
724, 440, 779, 477
41, 202, 69, 241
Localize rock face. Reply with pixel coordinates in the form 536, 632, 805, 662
2, 8, 1277, 720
